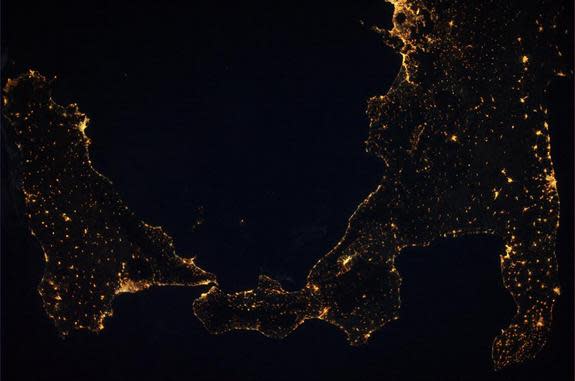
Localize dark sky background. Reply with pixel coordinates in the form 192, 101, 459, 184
1, 1, 573, 380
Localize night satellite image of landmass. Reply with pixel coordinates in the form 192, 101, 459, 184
1, 0, 573, 380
